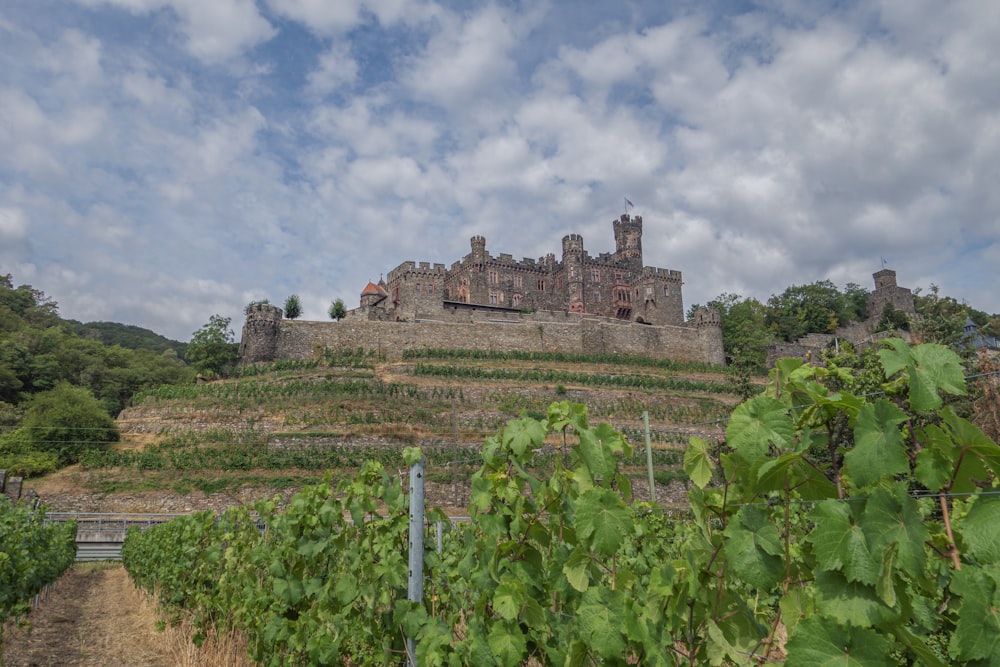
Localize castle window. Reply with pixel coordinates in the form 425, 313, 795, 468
428, 284, 434, 293
557, 276, 563, 289
591, 268, 600, 282
415, 283, 421, 293
513, 275, 522, 289
537, 279, 545, 292
570, 266, 577, 278
489, 270, 499, 284
489, 291, 498, 304
663, 285, 669, 297
593, 290, 600, 303
615, 271, 624, 283
512, 294, 522, 307
645, 286, 653, 297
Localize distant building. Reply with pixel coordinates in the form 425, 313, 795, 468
355, 214, 685, 327
239, 214, 725, 365
962, 317, 1000, 354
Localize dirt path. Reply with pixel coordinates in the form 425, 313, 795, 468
2, 564, 170, 667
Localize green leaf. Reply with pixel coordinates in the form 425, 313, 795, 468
726, 396, 794, 462
577, 588, 626, 659
576, 425, 616, 482
574, 488, 633, 558
949, 569, 1000, 662
859, 487, 928, 579
486, 620, 526, 667
501, 417, 546, 457
844, 400, 909, 489
785, 615, 895, 666
875, 542, 898, 607
684, 436, 715, 489
813, 570, 898, 627
563, 546, 591, 593
914, 427, 954, 492
491, 581, 524, 621
809, 501, 879, 586
880, 340, 966, 411
956, 494, 1000, 565
402, 446, 423, 466
723, 506, 784, 591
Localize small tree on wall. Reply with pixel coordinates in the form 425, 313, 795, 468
284, 294, 302, 320
328, 298, 346, 321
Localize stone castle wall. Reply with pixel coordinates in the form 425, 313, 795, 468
243, 308, 725, 365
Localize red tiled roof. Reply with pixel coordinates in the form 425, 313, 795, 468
361, 281, 388, 296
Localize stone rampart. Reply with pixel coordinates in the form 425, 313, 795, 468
248, 311, 724, 365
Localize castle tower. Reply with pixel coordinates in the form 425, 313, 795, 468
613, 214, 643, 268
873, 269, 897, 291
562, 234, 585, 313
238, 302, 283, 363
470, 236, 486, 262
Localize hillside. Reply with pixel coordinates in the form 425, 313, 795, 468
27, 349, 743, 514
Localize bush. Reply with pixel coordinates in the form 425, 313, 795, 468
18, 382, 119, 465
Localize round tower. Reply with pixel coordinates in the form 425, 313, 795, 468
239, 302, 284, 364
562, 234, 585, 313
470, 236, 486, 260
613, 214, 643, 267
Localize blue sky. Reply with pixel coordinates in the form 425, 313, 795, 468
2, 0, 998, 342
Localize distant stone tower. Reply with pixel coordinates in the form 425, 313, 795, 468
239, 302, 283, 363
868, 268, 915, 319
613, 214, 643, 270
562, 234, 585, 313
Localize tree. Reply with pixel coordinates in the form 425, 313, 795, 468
912, 284, 967, 347
328, 298, 346, 321
185, 315, 238, 376
284, 294, 302, 320
16, 382, 119, 465
765, 280, 851, 342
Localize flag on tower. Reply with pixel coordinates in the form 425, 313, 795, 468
625, 197, 634, 213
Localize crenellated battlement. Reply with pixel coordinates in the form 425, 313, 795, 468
241, 212, 720, 366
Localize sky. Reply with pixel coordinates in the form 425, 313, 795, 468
2, 0, 999, 343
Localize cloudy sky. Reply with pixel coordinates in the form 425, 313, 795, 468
2, 0, 998, 342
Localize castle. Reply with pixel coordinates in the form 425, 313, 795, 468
766, 268, 918, 365
240, 215, 726, 365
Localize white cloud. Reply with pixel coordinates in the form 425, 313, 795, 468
75, 0, 276, 61
305, 43, 359, 96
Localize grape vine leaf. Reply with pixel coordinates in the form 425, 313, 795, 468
501, 418, 546, 456
726, 396, 794, 462
486, 620, 526, 667
955, 494, 1000, 565
785, 615, 895, 666
809, 500, 879, 586
574, 488, 633, 558
684, 436, 714, 489
563, 546, 591, 593
577, 588, 627, 659
844, 399, 909, 489
878, 340, 965, 412
949, 568, 1000, 663
723, 506, 784, 591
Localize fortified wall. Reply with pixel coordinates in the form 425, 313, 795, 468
240, 305, 725, 365
240, 214, 725, 366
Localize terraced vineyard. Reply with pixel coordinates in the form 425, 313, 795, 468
57, 349, 746, 512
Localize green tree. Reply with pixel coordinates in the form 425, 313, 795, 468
185, 315, 238, 376
16, 382, 119, 465
765, 280, 851, 342
706, 293, 774, 371
912, 284, 967, 347
284, 294, 302, 320
328, 298, 346, 321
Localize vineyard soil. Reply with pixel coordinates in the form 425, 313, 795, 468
2, 564, 169, 667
